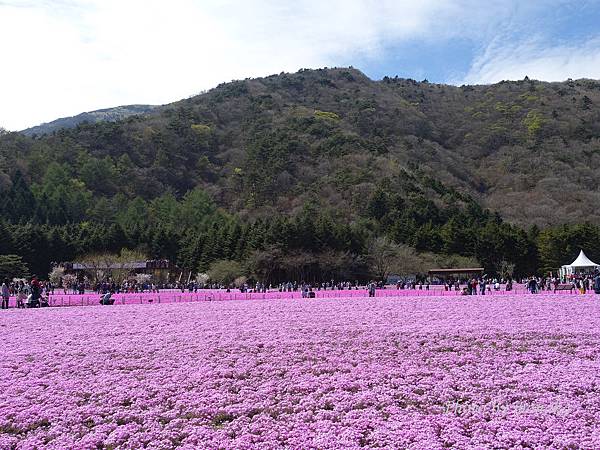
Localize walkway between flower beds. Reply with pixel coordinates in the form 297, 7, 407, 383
3, 287, 598, 308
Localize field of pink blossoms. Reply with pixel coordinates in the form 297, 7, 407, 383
1, 295, 600, 449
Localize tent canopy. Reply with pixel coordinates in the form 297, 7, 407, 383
567, 250, 599, 268
559, 250, 599, 277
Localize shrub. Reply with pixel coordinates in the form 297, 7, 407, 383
207, 260, 244, 285
314, 110, 340, 121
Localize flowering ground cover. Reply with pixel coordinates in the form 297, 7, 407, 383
1, 295, 600, 449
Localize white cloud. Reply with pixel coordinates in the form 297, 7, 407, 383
0, 0, 591, 130
462, 36, 600, 85
0, 0, 518, 130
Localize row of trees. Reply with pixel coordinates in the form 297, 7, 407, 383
0, 254, 29, 281
2, 186, 600, 283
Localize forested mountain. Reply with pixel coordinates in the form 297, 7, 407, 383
20, 104, 157, 136
1, 67, 600, 280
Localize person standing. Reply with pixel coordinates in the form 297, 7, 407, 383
1, 279, 10, 309
16, 282, 26, 308
30, 276, 42, 307
528, 277, 538, 294
368, 282, 376, 298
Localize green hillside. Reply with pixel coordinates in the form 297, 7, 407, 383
1, 67, 599, 280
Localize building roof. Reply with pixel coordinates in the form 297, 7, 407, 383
564, 250, 599, 268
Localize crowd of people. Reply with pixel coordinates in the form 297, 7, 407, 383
519, 274, 600, 294
1, 276, 50, 309
180, 280, 375, 294
2, 271, 599, 310
454, 273, 600, 295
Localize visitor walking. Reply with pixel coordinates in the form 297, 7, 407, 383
527, 278, 538, 294
368, 282, 376, 298
1, 279, 10, 309
16, 282, 26, 309
29, 276, 42, 308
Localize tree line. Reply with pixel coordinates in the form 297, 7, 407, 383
1, 173, 599, 282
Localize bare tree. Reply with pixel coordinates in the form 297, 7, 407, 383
78, 252, 116, 283
48, 266, 65, 285
394, 244, 430, 276
246, 246, 284, 284
367, 236, 401, 282
499, 260, 515, 280
207, 260, 244, 285
113, 249, 148, 284
78, 249, 147, 283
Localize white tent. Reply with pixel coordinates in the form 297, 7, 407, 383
559, 250, 600, 278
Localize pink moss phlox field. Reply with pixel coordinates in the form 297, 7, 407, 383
1, 295, 600, 449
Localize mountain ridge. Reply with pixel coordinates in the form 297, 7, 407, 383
20, 104, 158, 136
6, 67, 600, 226
3, 67, 600, 227
1, 67, 600, 277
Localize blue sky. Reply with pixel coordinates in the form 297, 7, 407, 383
350, 37, 478, 83
2, 0, 600, 130
354, 1, 600, 84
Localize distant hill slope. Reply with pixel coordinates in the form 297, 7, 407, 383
2, 67, 600, 226
21, 104, 158, 136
